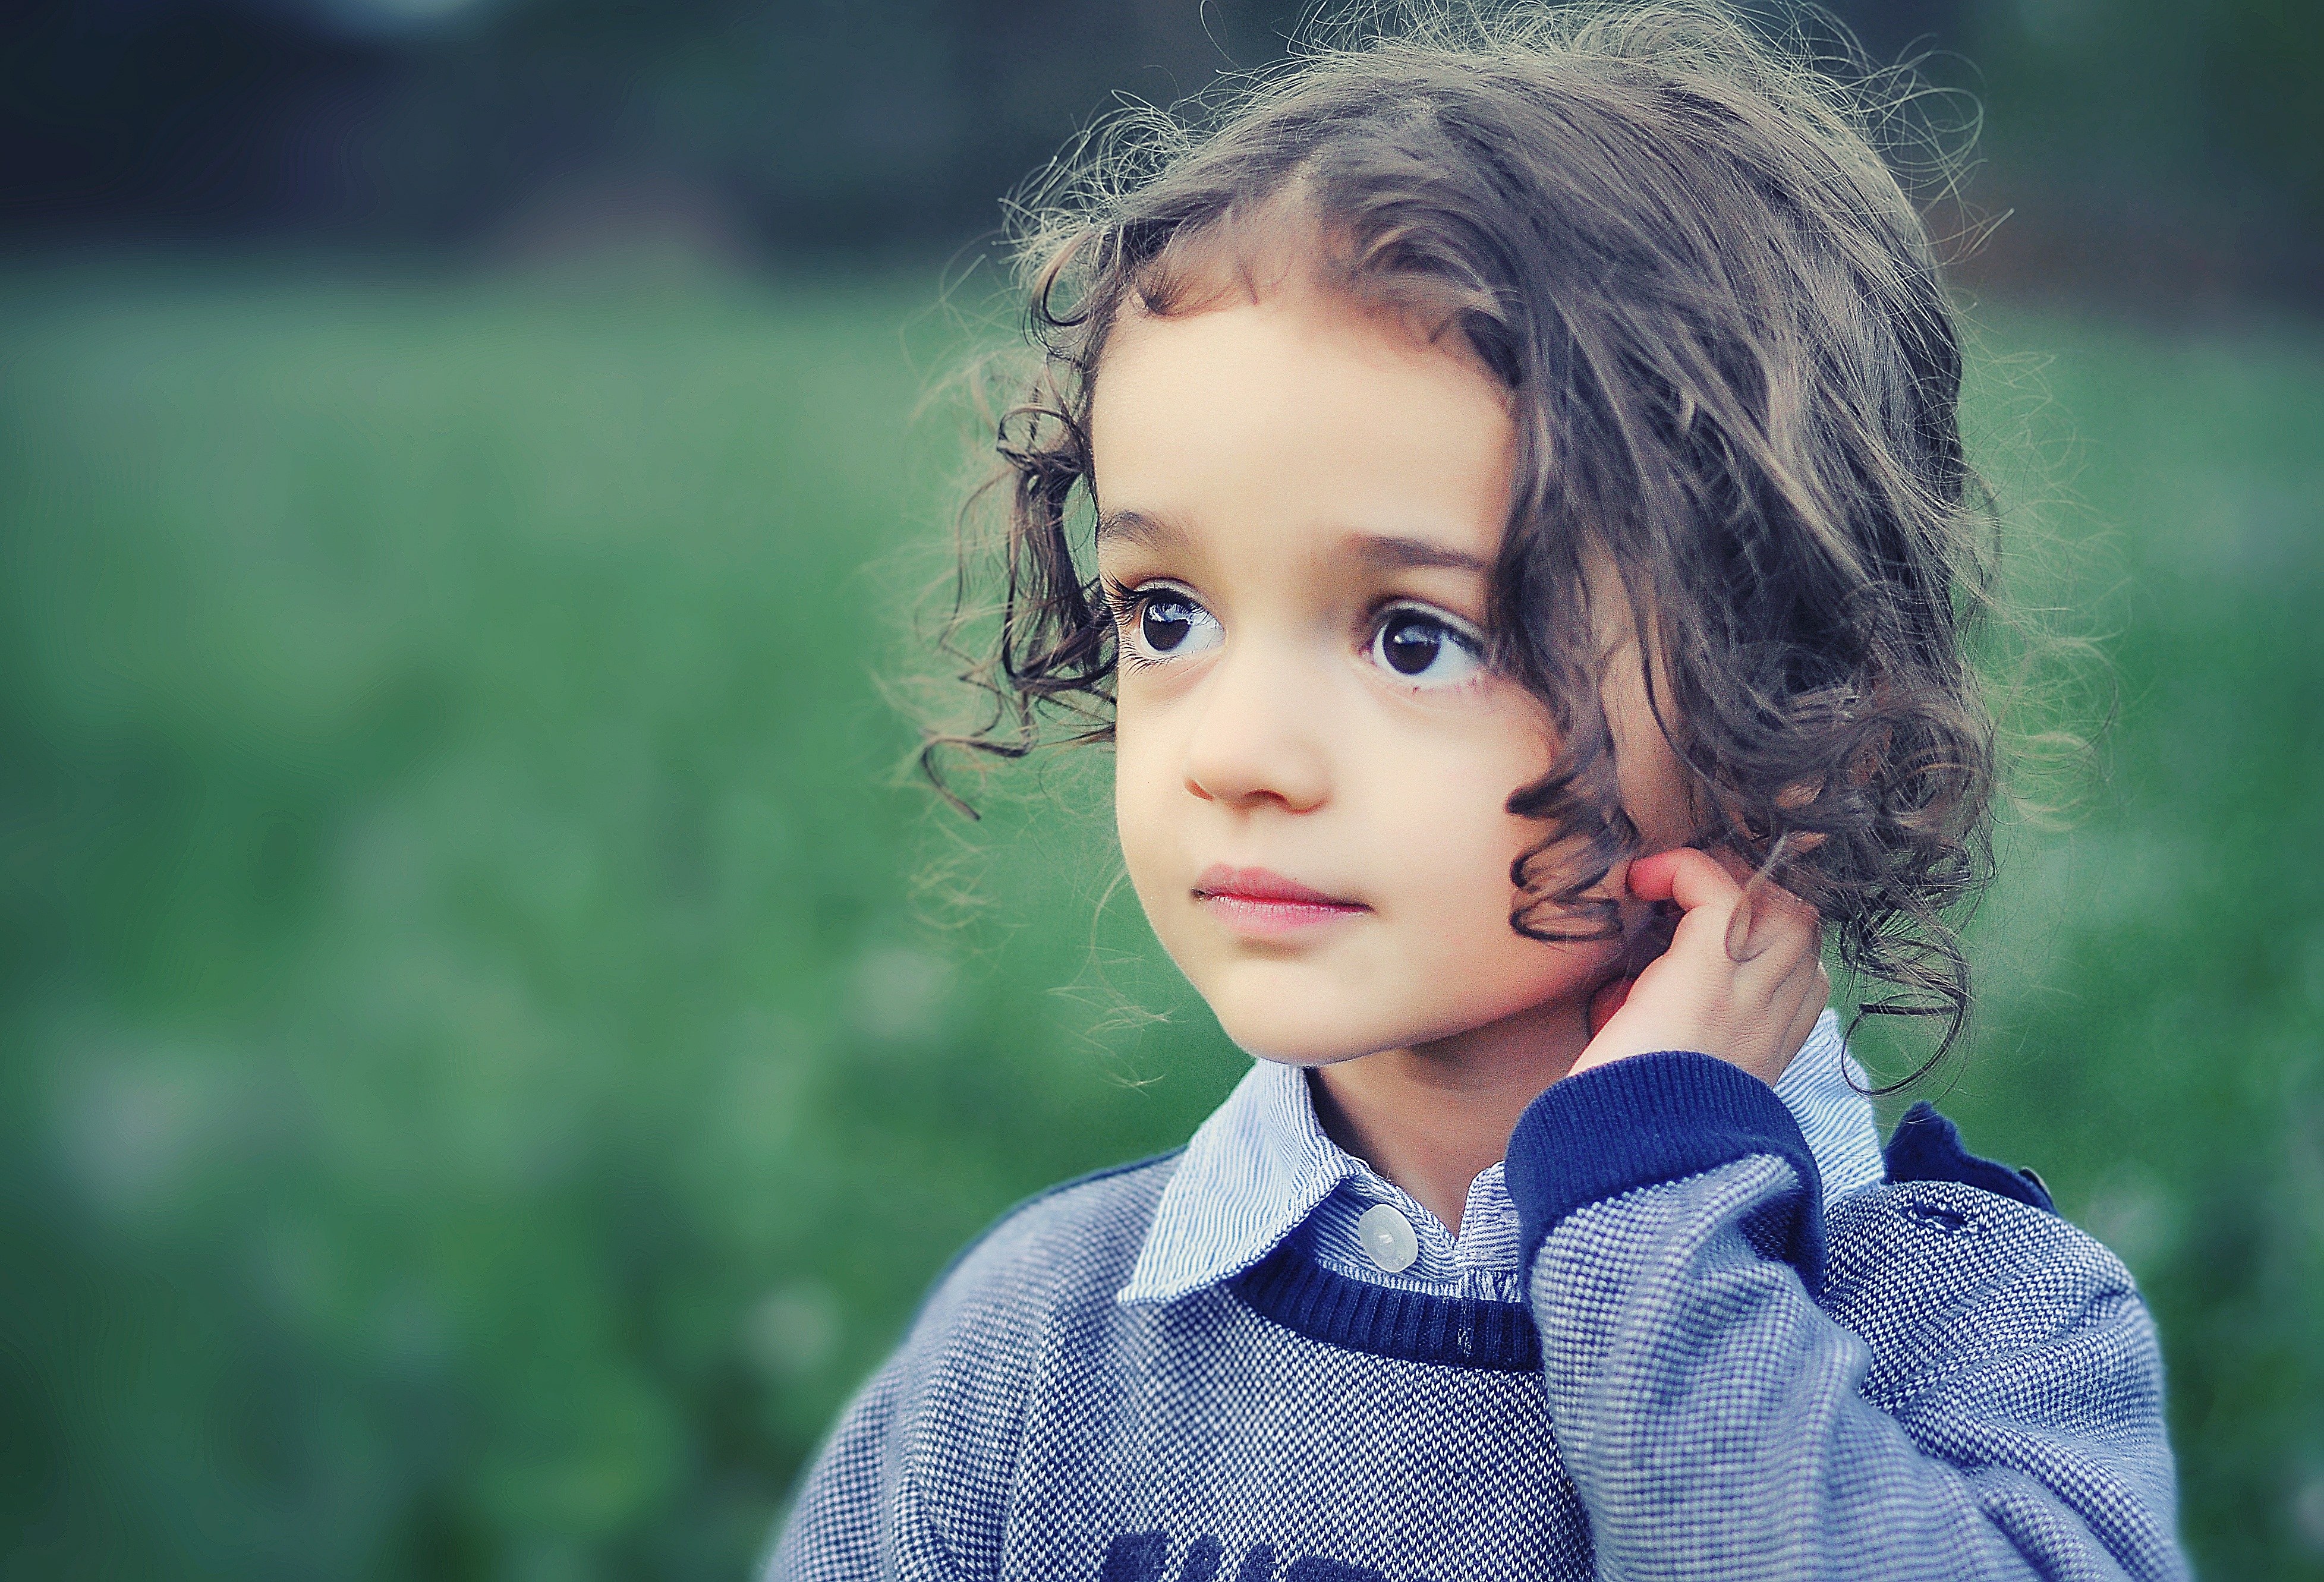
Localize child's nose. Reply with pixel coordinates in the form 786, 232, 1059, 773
1180, 642, 1331, 813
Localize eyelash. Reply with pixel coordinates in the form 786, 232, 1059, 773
1098, 577, 1174, 673
1098, 578, 1488, 691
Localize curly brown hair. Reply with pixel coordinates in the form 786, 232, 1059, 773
925, 1, 2004, 1075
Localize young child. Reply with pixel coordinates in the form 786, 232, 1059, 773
771, 4, 2185, 1577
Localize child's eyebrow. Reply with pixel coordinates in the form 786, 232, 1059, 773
1348, 534, 1490, 575
1096, 509, 1487, 577
1094, 508, 1182, 553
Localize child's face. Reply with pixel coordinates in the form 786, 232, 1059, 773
1090, 278, 1690, 1068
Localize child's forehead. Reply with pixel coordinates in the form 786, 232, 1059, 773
1094, 291, 1512, 481
1095, 289, 1514, 469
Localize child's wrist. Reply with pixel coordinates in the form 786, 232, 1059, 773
1509, 1051, 1827, 1282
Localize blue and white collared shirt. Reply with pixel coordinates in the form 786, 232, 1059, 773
1117, 1009, 1887, 1307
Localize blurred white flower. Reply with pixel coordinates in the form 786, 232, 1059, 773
2079, 1164, 2183, 1277
2294, 1471, 2324, 1555
849, 946, 949, 1044
741, 1282, 840, 1381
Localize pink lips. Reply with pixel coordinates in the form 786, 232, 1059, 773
1191, 865, 1369, 936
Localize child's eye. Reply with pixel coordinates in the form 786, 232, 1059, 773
1369, 607, 1485, 689
1114, 587, 1224, 665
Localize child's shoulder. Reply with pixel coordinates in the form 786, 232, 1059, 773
1825, 1174, 2134, 1307
911, 1149, 1185, 1334
1822, 1174, 2158, 1421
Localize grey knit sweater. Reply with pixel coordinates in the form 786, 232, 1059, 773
769, 1051, 2186, 1581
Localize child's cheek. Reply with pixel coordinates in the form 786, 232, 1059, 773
1112, 722, 1186, 957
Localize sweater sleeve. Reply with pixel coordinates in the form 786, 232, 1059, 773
765, 1356, 912, 1581
1504, 1051, 2188, 1582
767, 1334, 1012, 1582
761, 1156, 1180, 1582
763, 1222, 1044, 1582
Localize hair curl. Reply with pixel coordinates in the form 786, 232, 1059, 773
925, 0, 2004, 1077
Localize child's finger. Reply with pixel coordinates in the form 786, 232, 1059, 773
1623, 847, 1744, 912
1589, 845, 1829, 1085
1727, 877, 1821, 966
1630, 846, 1816, 967
1777, 961, 1834, 1073
1724, 834, 1806, 963
1724, 884, 1761, 963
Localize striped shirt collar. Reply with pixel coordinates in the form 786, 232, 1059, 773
1118, 1010, 1885, 1306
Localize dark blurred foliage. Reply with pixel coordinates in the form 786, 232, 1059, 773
1, 0, 2319, 303
0, 0, 1303, 250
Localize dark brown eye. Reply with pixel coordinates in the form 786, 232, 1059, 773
1141, 598, 1198, 652
1371, 608, 1483, 688
1123, 591, 1221, 661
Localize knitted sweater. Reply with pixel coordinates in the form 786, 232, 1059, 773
768, 1051, 2186, 1581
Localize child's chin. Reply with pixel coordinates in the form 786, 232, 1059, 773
1211, 1005, 1399, 1068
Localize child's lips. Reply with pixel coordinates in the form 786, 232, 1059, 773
1191, 865, 1369, 935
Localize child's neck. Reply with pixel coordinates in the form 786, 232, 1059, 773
1306, 1000, 1591, 1238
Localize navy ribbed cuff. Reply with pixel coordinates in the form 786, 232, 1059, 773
1505, 1051, 1825, 1286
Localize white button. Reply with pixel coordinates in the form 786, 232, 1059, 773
1357, 1204, 1419, 1274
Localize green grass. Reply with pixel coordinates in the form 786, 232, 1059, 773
0, 261, 2316, 1580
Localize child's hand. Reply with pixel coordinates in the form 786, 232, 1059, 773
1570, 848, 1828, 1088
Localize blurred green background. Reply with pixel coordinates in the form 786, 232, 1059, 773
2, 1, 2320, 1578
